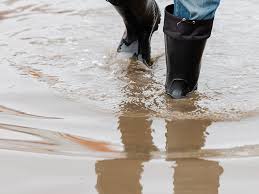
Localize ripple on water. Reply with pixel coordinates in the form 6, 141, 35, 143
1, 121, 259, 160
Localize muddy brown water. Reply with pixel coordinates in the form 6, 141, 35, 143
0, 0, 259, 193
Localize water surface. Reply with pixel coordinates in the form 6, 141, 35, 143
0, 0, 259, 193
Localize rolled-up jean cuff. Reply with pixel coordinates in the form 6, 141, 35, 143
174, 0, 221, 20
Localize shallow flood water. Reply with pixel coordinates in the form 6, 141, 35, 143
0, 0, 259, 193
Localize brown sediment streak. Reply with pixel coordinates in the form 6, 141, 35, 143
164, 144, 259, 160
0, 123, 59, 144
16, 66, 59, 86
0, 123, 117, 154
64, 134, 114, 153
0, 139, 55, 146
0, 3, 75, 21
1, 122, 259, 159
0, 105, 61, 119
0, 4, 37, 20
0, 10, 12, 20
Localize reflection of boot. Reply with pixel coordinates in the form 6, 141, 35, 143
95, 159, 143, 194
166, 119, 211, 152
118, 114, 158, 157
163, 4, 214, 99
107, 0, 161, 65
173, 159, 223, 194
166, 119, 223, 194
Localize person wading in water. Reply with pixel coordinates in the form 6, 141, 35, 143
106, 0, 220, 99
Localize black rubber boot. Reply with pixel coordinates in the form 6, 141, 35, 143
163, 4, 214, 99
107, 0, 161, 66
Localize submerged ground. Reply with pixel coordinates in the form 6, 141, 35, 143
0, 0, 259, 193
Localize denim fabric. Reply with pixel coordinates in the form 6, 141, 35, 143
174, 0, 221, 20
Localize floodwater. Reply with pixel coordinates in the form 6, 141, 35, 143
0, 0, 259, 193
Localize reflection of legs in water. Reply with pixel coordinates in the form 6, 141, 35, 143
95, 112, 156, 194
95, 62, 158, 194
95, 110, 155, 194
95, 113, 156, 194
165, 119, 223, 194
117, 54, 158, 158
118, 113, 158, 157
95, 159, 143, 194
173, 159, 223, 194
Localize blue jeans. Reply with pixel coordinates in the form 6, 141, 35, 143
174, 0, 221, 20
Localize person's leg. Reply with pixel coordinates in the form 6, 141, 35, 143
106, 0, 161, 66
174, 0, 220, 20
163, 0, 220, 99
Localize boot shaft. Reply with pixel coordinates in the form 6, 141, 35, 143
163, 4, 214, 98
164, 36, 207, 90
